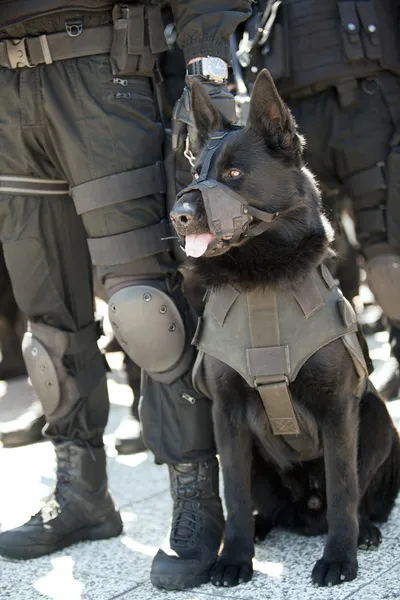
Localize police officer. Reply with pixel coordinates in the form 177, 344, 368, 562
238, 0, 400, 397
0, 0, 251, 591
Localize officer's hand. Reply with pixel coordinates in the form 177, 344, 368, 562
172, 76, 236, 154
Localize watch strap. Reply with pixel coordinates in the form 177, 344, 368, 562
186, 61, 204, 77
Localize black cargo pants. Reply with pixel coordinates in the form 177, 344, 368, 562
287, 72, 400, 356
0, 52, 215, 463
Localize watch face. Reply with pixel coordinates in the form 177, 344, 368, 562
204, 57, 228, 81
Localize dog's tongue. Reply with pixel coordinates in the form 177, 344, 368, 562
185, 233, 215, 257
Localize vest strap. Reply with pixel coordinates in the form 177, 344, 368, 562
257, 379, 300, 436
247, 290, 304, 441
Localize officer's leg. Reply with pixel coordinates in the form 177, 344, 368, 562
94, 268, 146, 454
45, 54, 222, 589
0, 241, 47, 448
0, 193, 122, 559
340, 74, 400, 398
0, 242, 27, 379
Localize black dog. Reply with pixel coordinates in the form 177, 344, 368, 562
170, 70, 400, 588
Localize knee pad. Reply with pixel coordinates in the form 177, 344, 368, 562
108, 284, 193, 384
22, 321, 105, 423
366, 253, 400, 324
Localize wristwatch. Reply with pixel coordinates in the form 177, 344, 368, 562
186, 57, 228, 83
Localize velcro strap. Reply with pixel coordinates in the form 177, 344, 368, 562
335, 79, 358, 108
258, 381, 300, 435
246, 346, 290, 379
0, 26, 113, 69
29, 320, 101, 355
65, 321, 102, 354
146, 5, 169, 54
0, 175, 69, 196
71, 163, 166, 215
344, 163, 387, 197
355, 207, 386, 233
247, 289, 302, 437
127, 5, 145, 54
291, 274, 325, 318
88, 220, 171, 265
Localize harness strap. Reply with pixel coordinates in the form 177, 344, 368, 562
246, 290, 306, 447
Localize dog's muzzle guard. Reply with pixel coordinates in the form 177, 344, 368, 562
176, 131, 278, 249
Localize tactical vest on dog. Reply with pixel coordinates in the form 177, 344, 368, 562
192, 263, 367, 450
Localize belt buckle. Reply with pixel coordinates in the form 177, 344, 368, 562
5, 38, 32, 68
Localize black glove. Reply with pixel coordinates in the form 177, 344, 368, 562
172, 76, 236, 155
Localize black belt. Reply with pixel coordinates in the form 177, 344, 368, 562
0, 25, 113, 69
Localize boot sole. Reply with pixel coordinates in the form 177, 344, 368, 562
151, 571, 211, 591
0, 511, 123, 560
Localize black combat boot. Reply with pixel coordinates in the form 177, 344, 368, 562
0, 441, 123, 559
151, 457, 224, 590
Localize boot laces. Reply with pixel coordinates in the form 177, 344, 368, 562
171, 467, 204, 547
36, 445, 78, 522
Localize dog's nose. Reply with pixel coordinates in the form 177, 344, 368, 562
170, 202, 197, 227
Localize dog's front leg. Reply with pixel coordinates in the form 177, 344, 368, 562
312, 403, 359, 587
210, 403, 254, 587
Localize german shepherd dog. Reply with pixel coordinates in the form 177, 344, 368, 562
170, 70, 400, 588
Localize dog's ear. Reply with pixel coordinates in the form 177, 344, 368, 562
248, 69, 290, 132
248, 69, 304, 162
191, 79, 221, 140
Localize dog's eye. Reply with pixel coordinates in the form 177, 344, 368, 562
227, 169, 242, 179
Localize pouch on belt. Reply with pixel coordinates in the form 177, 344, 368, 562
110, 2, 168, 76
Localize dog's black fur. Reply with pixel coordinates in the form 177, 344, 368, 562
170, 70, 400, 588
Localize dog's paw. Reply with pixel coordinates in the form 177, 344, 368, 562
254, 514, 273, 543
211, 557, 253, 587
311, 557, 358, 587
358, 517, 382, 550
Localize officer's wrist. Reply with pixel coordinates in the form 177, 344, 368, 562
187, 57, 207, 65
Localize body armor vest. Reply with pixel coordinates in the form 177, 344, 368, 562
245, 0, 400, 100
193, 263, 367, 448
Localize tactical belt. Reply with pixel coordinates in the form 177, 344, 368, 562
0, 25, 113, 69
